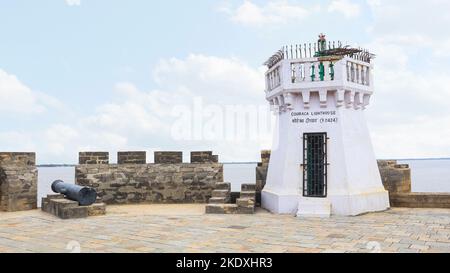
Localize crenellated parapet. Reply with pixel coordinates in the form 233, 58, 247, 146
0, 152, 37, 212
75, 151, 223, 205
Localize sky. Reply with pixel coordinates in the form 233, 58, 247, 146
1, 0, 450, 164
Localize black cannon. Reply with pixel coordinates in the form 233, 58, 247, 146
51, 180, 97, 206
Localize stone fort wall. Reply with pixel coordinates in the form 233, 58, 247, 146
0, 153, 37, 212
75, 151, 223, 205
378, 160, 450, 208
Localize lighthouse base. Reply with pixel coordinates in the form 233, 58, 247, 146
262, 188, 390, 216
261, 189, 299, 215
328, 189, 390, 216
297, 197, 331, 218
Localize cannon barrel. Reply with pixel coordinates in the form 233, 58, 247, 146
51, 180, 97, 206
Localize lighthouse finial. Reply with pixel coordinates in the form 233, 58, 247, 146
319, 33, 326, 41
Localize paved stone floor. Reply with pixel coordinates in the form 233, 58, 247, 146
0, 205, 449, 253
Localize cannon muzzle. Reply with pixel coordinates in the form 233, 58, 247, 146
51, 180, 97, 206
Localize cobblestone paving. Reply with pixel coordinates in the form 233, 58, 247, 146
0, 206, 449, 253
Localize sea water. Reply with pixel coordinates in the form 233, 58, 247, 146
37, 159, 450, 207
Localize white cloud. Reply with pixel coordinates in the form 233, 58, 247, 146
0, 69, 63, 114
153, 54, 265, 103
328, 0, 361, 18
221, 0, 319, 27
367, 54, 450, 158
65, 0, 81, 6
366, 0, 450, 55
363, 0, 450, 158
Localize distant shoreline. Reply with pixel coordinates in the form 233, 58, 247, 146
35, 158, 450, 167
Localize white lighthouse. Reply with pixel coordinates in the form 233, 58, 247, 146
261, 34, 390, 217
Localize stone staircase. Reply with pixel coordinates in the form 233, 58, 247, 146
206, 183, 256, 214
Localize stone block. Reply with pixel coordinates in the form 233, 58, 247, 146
378, 160, 411, 194
377, 160, 396, 168
209, 197, 229, 204
261, 150, 271, 164
118, 151, 146, 164
191, 151, 219, 163
59, 206, 89, 219
240, 191, 256, 200
211, 155, 219, 163
237, 206, 255, 214
241, 183, 256, 191
87, 203, 107, 216
236, 198, 255, 208
0, 159, 37, 212
212, 190, 230, 198
205, 204, 238, 214
79, 152, 109, 165
0, 152, 35, 166
255, 150, 270, 208
41, 194, 106, 219
154, 152, 183, 164
215, 182, 231, 190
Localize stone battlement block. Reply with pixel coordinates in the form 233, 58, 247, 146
378, 160, 412, 194
79, 152, 109, 165
377, 160, 397, 168
0, 152, 35, 166
154, 151, 183, 164
261, 150, 271, 164
255, 151, 270, 207
0, 158, 37, 212
41, 194, 106, 219
191, 151, 219, 163
118, 151, 146, 164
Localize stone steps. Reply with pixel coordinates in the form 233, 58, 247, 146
206, 182, 257, 215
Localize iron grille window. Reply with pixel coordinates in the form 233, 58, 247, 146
303, 133, 328, 197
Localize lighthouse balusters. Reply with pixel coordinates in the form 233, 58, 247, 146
264, 34, 373, 94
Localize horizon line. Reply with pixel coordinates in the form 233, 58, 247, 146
36, 157, 450, 167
